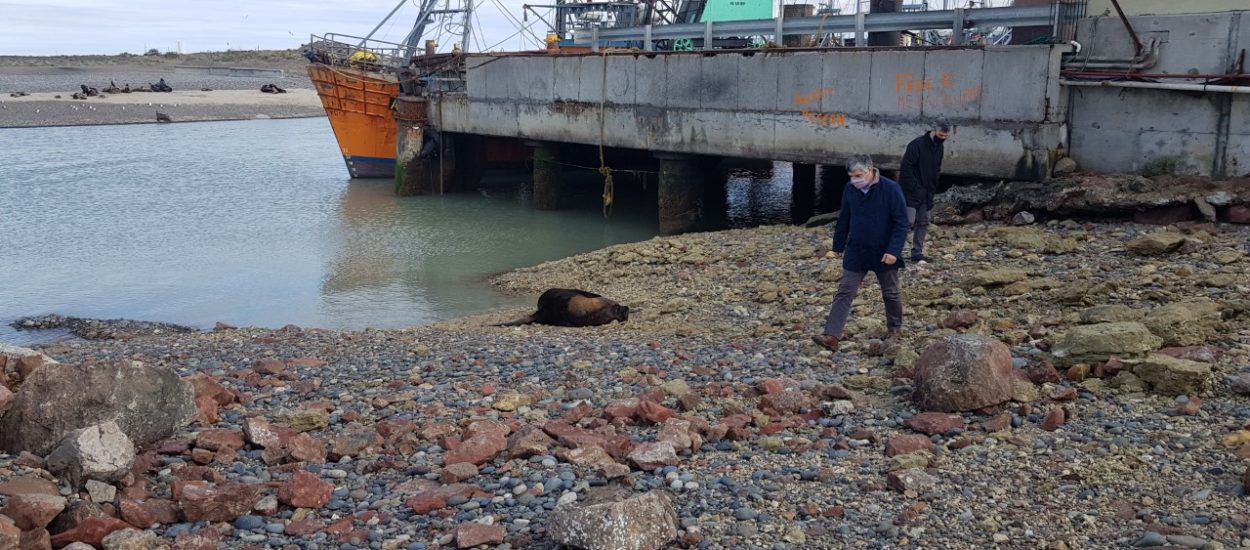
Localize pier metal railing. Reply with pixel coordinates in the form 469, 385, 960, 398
572, 4, 1057, 50
305, 33, 411, 71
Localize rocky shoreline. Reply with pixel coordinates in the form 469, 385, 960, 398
3, 214, 1250, 550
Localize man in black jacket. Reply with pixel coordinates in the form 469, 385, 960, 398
898, 118, 951, 263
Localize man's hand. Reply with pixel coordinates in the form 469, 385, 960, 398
882, 253, 897, 265
828, 250, 842, 259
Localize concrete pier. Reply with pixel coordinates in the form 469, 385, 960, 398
531, 142, 563, 210
791, 162, 817, 224
657, 154, 704, 235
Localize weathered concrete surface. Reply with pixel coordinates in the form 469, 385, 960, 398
1069, 12, 1250, 177
440, 46, 1069, 180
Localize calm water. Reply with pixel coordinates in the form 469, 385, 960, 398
0, 117, 835, 344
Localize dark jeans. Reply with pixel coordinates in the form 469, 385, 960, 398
822, 268, 903, 338
906, 204, 930, 259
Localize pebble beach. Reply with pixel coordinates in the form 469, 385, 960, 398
3, 215, 1250, 549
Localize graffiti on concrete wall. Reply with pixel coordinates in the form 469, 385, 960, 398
896, 72, 983, 110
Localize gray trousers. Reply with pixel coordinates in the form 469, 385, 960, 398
822, 268, 903, 338
906, 204, 930, 259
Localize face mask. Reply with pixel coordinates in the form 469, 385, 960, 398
850, 176, 871, 190
933, 135, 946, 143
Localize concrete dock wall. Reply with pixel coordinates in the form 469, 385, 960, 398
435, 45, 1069, 180
1068, 12, 1250, 177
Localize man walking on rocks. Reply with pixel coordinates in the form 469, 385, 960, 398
899, 118, 951, 264
813, 155, 909, 351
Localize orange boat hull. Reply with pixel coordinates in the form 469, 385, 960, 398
307, 63, 400, 178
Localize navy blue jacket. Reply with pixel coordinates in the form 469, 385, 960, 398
832, 176, 910, 273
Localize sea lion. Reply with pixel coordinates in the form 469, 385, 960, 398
156, 112, 172, 123
494, 288, 629, 327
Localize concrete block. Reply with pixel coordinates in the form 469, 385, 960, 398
1135, 13, 1233, 76
699, 54, 740, 110
483, 57, 519, 100
466, 57, 491, 99
868, 50, 926, 119
578, 56, 606, 104
772, 111, 831, 163
736, 52, 780, 112
776, 52, 825, 115
517, 56, 555, 102
553, 56, 581, 102
665, 54, 702, 109
604, 55, 637, 105
921, 49, 984, 121
465, 101, 520, 137
636, 54, 668, 108
680, 110, 774, 158
982, 47, 1048, 122
819, 51, 871, 116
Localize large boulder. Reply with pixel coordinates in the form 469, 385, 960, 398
962, 268, 1028, 289
548, 489, 678, 550
0, 360, 195, 455
1126, 232, 1186, 255
45, 422, 136, 488
1051, 322, 1162, 366
912, 335, 1014, 413
1079, 305, 1142, 324
1132, 354, 1213, 396
1141, 299, 1222, 347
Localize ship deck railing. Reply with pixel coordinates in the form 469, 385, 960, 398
305, 33, 412, 72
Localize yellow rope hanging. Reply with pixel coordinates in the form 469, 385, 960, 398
598, 50, 614, 217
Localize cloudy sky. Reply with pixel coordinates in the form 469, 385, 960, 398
0, 0, 550, 55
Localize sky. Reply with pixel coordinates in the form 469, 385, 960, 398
0, 0, 1014, 56
0, 0, 549, 55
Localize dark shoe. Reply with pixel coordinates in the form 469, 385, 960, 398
811, 334, 841, 351
909, 255, 929, 264
885, 329, 903, 341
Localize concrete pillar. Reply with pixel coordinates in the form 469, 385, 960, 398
396, 126, 436, 196
819, 165, 849, 213
791, 162, 817, 224
782, 5, 816, 47
657, 154, 704, 235
530, 142, 562, 210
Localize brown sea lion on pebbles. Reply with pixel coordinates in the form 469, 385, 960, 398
494, 288, 629, 327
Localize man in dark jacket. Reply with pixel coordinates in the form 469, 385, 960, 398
898, 118, 951, 263
812, 154, 910, 352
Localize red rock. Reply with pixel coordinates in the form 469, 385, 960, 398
1157, 346, 1223, 364
1226, 204, 1250, 224
455, 522, 505, 548
252, 359, 286, 375
286, 433, 326, 463
636, 401, 676, 425
45, 500, 105, 534
600, 434, 635, 461
178, 482, 261, 522
885, 434, 934, 457
636, 387, 665, 404
1023, 361, 1062, 385
904, 413, 964, 436
14, 452, 43, 469
676, 393, 703, 412
913, 335, 1014, 413
193, 396, 219, 426
285, 357, 326, 368
0, 520, 17, 550
48, 517, 130, 548
981, 413, 1012, 432
278, 471, 333, 509
440, 463, 479, 483
0, 493, 66, 530
563, 401, 594, 423
421, 423, 456, 441
138, 499, 180, 525
117, 499, 155, 529
657, 418, 696, 451
19, 527, 50, 550
329, 425, 383, 459
887, 469, 938, 493
187, 374, 235, 406
758, 389, 811, 416
195, 429, 244, 452
463, 420, 509, 440
1050, 387, 1078, 401
406, 493, 448, 514
1041, 408, 1066, 431
604, 398, 640, 420
556, 445, 615, 467
506, 426, 554, 459
15, 356, 43, 379
627, 441, 679, 471
542, 421, 606, 449
757, 379, 787, 395
190, 448, 215, 464
941, 310, 980, 330
443, 433, 506, 466
285, 519, 324, 536
1177, 397, 1203, 416
0, 386, 15, 416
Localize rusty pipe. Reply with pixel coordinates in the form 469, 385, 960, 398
1108, 0, 1143, 56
